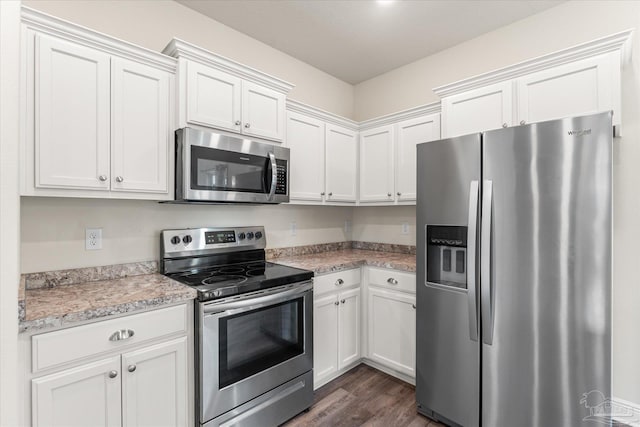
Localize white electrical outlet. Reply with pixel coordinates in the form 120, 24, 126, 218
85, 228, 103, 250
290, 221, 297, 236
401, 222, 410, 235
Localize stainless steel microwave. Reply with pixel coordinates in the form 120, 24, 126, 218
175, 128, 289, 204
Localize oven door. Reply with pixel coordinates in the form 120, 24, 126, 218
199, 282, 313, 424
177, 127, 289, 203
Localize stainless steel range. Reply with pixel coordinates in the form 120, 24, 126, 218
160, 226, 314, 427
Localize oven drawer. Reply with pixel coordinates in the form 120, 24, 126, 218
32, 304, 188, 373
367, 267, 416, 294
313, 268, 360, 295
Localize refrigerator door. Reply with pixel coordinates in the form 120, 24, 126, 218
481, 112, 612, 427
416, 134, 481, 427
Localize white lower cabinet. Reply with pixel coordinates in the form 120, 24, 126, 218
32, 356, 122, 427
367, 287, 416, 378
29, 305, 190, 427
313, 271, 361, 388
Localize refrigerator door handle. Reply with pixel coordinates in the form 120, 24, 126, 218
466, 180, 479, 341
481, 180, 494, 345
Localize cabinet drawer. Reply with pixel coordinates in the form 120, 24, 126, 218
32, 304, 188, 373
314, 269, 360, 295
367, 267, 416, 294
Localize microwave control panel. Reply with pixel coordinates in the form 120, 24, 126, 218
275, 159, 287, 195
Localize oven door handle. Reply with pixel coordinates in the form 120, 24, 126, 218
203, 281, 313, 315
267, 152, 277, 201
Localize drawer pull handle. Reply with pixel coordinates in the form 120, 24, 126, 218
128, 364, 137, 373
108, 370, 118, 379
387, 278, 398, 285
412, 304, 416, 309
334, 301, 340, 306
341, 299, 346, 304
109, 329, 135, 342
335, 278, 344, 286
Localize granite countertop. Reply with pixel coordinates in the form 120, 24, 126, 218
20, 272, 196, 333
272, 249, 416, 275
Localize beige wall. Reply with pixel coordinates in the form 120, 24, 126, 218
21, 198, 352, 273
353, 0, 640, 405
352, 206, 415, 246
23, 0, 355, 119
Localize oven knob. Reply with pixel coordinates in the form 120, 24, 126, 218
237, 232, 246, 240
170, 236, 180, 245
182, 235, 193, 244
255, 231, 263, 239
246, 232, 254, 240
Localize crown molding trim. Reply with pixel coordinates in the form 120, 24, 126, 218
433, 29, 633, 98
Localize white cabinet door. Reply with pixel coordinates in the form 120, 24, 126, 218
338, 288, 360, 369
111, 57, 170, 194
313, 293, 339, 385
516, 53, 616, 125
186, 61, 242, 133
121, 337, 188, 427
359, 125, 394, 203
395, 114, 440, 202
242, 81, 286, 142
325, 124, 358, 203
287, 111, 325, 202
441, 81, 513, 138
35, 34, 111, 190
368, 288, 416, 377
32, 356, 121, 427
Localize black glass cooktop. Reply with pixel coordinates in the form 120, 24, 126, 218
167, 261, 314, 301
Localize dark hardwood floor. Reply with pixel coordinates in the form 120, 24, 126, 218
283, 364, 445, 427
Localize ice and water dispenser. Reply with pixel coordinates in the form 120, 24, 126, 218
426, 226, 467, 289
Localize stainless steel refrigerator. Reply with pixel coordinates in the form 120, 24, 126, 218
415, 112, 612, 427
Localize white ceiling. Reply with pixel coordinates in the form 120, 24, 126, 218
176, 0, 563, 84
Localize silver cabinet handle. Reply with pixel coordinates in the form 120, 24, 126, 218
108, 370, 118, 379
520, 120, 526, 125
99, 175, 108, 182
109, 329, 135, 342
412, 304, 416, 309
341, 299, 346, 304
467, 180, 479, 342
502, 123, 508, 128
128, 365, 136, 373
235, 120, 241, 126
387, 192, 392, 197
387, 278, 398, 285
397, 192, 401, 196
244, 123, 250, 128
328, 192, 333, 196
335, 278, 344, 286
320, 192, 325, 196
334, 301, 340, 306
115, 176, 124, 183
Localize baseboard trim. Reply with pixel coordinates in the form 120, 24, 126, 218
361, 359, 415, 386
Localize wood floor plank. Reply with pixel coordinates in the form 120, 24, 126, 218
283, 364, 444, 427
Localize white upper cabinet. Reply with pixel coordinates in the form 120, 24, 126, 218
516, 54, 617, 126
186, 62, 242, 132
242, 81, 286, 141
22, 10, 176, 200
164, 38, 294, 143
359, 125, 395, 203
35, 34, 111, 191
111, 58, 170, 194
436, 31, 631, 137
441, 81, 513, 138
325, 124, 358, 203
287, 111, 325, 202
286, 101, 358, 205
395, 114, 440, 201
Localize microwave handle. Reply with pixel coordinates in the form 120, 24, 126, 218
267, 152, 277, 201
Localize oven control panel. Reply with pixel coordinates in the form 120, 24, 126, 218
161, 226, 266, 255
